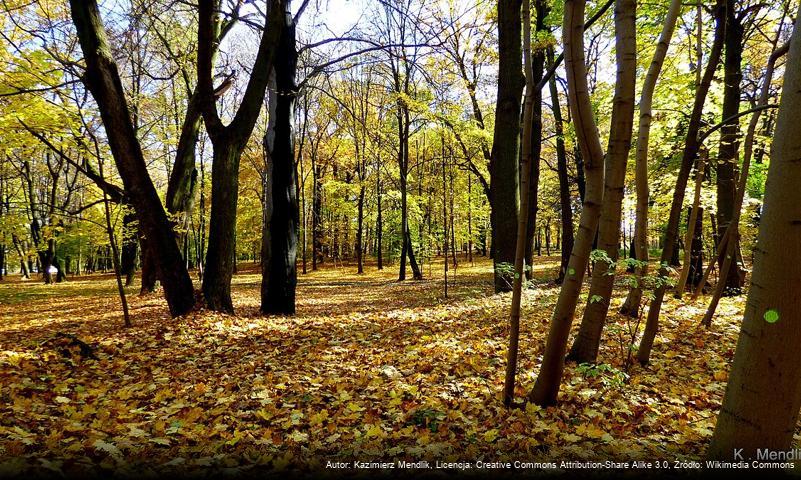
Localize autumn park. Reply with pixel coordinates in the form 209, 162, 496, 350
1, 0, 801, 476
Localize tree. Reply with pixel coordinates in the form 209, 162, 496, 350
68, 0, 195, 317
261, 1, 300, 315
708, 7, 801, 458
528, 0, 608, 406
619, 0, 682, 316
637, 0, 727, 364
489, 0, 523, 293
567, 0, 637, 364
197, 0, 284, 313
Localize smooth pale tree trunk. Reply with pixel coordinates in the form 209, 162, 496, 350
69, 0, 195, 317
261, 11, 299, 315
528, 0, 607, 407
490, 0, 523, 293
620, 0, 682, 317
637, 0, 726, 364
567, 0, 636, 365
708, 9, 801, 457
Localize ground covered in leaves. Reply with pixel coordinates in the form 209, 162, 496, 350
0, 257, 746, 477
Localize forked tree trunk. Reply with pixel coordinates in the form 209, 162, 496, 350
198, 0, 284, 313
490, 0, 523, 293
528, 0, 607, 407
708, 9, 801, 457
620, 0, 682, 316
637, 0, 726, 364
69, 0, 195, 317
567, 0, 636, 365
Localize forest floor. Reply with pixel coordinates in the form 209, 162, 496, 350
0, 256, 747, 477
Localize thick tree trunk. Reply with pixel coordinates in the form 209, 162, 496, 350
69, 0, 194, 317
198, 0, 284, 313
567, 0, 636, 365
529, 0, 607, 407
490, 0, 523, 293
708, 10, 801, 457
261, 15, 299, 315
620, 0, 682, 317
638, 0, 726, 364
203, 142, 241, 313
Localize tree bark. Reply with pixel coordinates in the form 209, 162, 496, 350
528, 0, 607, 406
261, 10, 299, 315
490, 0, 523, 293
567, 0, 636, 365
708, 9, 801, 457
69, 0, 195, 317
637, 0, 726, 364
620, 0, 682, 317
715, 0, 746, 294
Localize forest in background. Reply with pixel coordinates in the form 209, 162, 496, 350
2, 0, 801, 475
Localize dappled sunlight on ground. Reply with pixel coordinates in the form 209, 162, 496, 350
0, 256, 746, 476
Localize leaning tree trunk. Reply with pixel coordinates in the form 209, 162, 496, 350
620, 0, 682, 317
708, 9, 801, 457
490, 0, 523, 293
567, 0, 636, 365
528, 0, 607, 407
261, 12, 299, 315
637, 0, 726, 364
69, 0, 195, 317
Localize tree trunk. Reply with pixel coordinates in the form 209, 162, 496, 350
522, 0, 547, 280
528, 0, 607, 407
620, 0, 682, 317
715, 1, 746, 295
638, 0, 726, 364
708, 10, 801, 457
567, 0, 636, 365
69, 0, 195, 317
203, 141, 241, 313
549, 49, 574, 285
490, 0, 523, 293
120, 208, 138, 286
261, 12, 299, 315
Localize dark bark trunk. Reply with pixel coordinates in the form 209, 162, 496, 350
69, 0, 195, 317
550, 49, 574, 285
261, 15, 299, 315
523, 1, 547, 280
715, 1, 746, 294
490, 0, 523, 293
120, 208, 138, 286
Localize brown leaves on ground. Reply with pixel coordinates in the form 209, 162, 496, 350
0, 257, 742, 476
